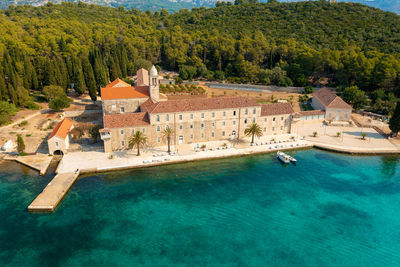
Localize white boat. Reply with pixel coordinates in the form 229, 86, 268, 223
277, 151, 297, 163
277, 151, 290, 164
1, 140, 13, 152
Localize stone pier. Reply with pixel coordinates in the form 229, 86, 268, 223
28, 171, 80, 212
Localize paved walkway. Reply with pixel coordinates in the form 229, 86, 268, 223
297, 122, 399, 154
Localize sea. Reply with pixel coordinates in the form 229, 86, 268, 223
1, 149, 400, 266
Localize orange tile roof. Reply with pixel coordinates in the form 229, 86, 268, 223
48, 119, 73, 140
314, 88, 352, 109
261, 103, 294, 116
140, 97, 259, 114
101, 86, 149, 100
106, 78, 131, 88
103, 112, 150, 129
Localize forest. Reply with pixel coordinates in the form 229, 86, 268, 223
0, 0, 400, 118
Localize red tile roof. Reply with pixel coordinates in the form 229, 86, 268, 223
140, 97, 259, 114
298, 110, 325, 116
314, 88, 352, 109
48, 119, 73, 140
261, 103, 294, 116
103, 112, 150, 129
106, 78, 131, 88
101, 86, 149, 100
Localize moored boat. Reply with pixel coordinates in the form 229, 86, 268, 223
277, 151, 290, 164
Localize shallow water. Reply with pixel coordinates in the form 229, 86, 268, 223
1, 149, 400, 266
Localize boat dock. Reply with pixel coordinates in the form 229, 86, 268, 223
28, 171, 80, 212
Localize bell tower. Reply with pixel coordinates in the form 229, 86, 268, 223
149, 65, 159, 102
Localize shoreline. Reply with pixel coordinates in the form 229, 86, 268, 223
64, 140, 400, 177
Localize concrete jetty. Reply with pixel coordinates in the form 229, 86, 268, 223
4, 153, 53, 175
28, 171, 80, 212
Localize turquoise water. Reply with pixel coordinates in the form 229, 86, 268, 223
1, 149, 400, 266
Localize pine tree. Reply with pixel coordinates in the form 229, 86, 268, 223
389, 101, 400, 136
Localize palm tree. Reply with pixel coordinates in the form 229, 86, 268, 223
162, 126, 174, 153
129, 131, 147, 156
361, 132, 367, 140
244, 123, 263, 144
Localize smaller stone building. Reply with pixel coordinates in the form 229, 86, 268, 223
312, 88, 352, 121
48, 118, 74, 155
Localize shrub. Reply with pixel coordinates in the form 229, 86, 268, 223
336, 132, 341, 137
313, 131, 318, 137
26, 101, 41, 110
18, 121, 28, 127
42, 85, 66, 101
89, 125, 102, 141
304, 86, 314, 94
49, 95, 72, 111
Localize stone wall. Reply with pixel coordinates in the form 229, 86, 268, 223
102, 98, 148, 115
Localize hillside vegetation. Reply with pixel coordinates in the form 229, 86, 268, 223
0, 1, 400, 114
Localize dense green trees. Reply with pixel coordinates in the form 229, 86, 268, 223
0, 2, 400, 115
0, 101, 17, 125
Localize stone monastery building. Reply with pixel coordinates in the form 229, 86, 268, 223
100, 66, 295, 153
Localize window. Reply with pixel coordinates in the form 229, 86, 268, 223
190, 114, 193, 119
142, 128, 146, 133
212, 112, 215, 118
281, 116, 284, 121
158, 137, 161, 143
280, 126, 283, 130
190, 134, 193, 139
328, 113, 332, 118
179, 114, 183, 120
156, 115, 160, 122
233, 121, 236, 125
223, 111, 226, 117
201, 123, 204, 129
120, 130, 124, 135
120, 107, 125, 113
233, 111, 236, 116
157, 126, 160, 132
272, 127, 275, 131
190, 124, 193, 129
222, 131, 225, 136
166, 114, 169, 121
179, 125, 183, 130
273, 117, 276, 122
131, 129, 135, 134
253, 108, 256, 114
212, 122, 215, 127
121, 141, 125, 147
264, 128, 266, 132
253, 118, 256, 123
201, 113, 204, 118
264, 118, 267, 122
245, 109, 248, 115
201, 133, 204, 138
222, 121, 225, 126
244, 119, 248, 124
55, 142, 59, 147
212, 132, 215, 137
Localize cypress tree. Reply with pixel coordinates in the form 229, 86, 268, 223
71, 56, 86, 94
81, 55, 97, 101
389, 101, 400, 136
23, 55, 33, 90
93, 53, 108, 88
